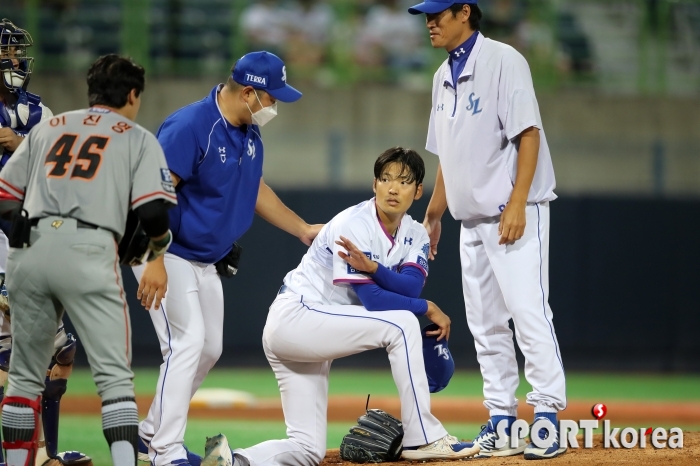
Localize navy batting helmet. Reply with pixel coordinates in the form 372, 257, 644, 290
0, 18, 34, 92
422, 323, 455, 393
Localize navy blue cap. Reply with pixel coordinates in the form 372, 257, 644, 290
421, 324, 455, 393
408, 0, 477, 15
232, 51, 302, 103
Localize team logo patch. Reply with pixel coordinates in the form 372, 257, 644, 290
434, 343, 451, 360
51, 220, 63, 229
282, 66, 287, 82
160, 169, 172, 183
421, 243, 430, 257
245, 73, 266, 85
347, 252, 372, 274
417, 255, 429, 273
467, 92, 483, 115
247, 139, 256, 159
160, 168, 175, 193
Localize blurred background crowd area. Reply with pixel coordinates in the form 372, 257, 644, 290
3, 0, 700, 194
4, 0, 700, 94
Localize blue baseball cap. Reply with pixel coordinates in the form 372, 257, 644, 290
232, 51, 302, 103
421, 324, 455, 393
408, 0, 477, 15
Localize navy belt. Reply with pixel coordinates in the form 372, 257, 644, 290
278, 285, 289, 295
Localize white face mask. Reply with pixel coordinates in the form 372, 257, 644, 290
247, 90, 277, 127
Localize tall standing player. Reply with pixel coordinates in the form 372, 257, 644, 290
408, 0, 567, 460
134, 51, 322, 466
0, 53, 176, 466
0, 18, 93, 466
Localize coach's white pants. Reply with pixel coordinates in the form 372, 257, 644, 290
235, 293, 447, 466
460, 202, 566, 416
132, 253, 224, 466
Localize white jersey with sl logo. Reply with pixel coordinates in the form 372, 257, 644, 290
234, 199, 452, 466
426, 32, 556, 222
281, 198, 430, 304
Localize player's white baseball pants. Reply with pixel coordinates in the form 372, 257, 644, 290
460, 202, 566, 416
132, 253, 223, 466
235, 292, 447, 466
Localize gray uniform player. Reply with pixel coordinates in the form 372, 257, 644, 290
0, 54, 176, 466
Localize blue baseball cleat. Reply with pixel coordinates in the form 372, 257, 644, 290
524, 417, 567, 460
473, 419, 526, 457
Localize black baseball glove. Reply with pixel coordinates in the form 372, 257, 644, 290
339, 409, 404, 463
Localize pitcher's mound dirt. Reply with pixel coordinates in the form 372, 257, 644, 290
321, 432, 699, 466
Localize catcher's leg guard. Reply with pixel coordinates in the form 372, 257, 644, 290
1, 395, 41, 466
0, 335, 12, 465
39, 333, 91, 466
42, 332, 75, 458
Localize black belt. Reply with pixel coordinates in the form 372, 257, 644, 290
30, 218, 99, 229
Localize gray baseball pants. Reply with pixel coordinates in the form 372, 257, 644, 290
5, 216, 134, 401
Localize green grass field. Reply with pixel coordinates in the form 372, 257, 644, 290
56, 369, 700, 465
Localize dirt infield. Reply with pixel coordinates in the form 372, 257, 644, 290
62, 395, 700, 424
321, 433, 700, 465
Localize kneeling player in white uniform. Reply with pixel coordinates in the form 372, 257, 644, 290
201, 147, 479, 466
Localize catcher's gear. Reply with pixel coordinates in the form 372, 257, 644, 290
119, 210, 171, 266
0, 276, 8, 314
339, 409, 404, 463
0, 18, 34, 92
422, 323, 455, 393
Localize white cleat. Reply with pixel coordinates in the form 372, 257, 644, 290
401, 434, 479, 460
202, 434, 234, 466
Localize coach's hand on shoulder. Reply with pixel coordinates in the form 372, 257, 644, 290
336, 235, 378, 274
137, 255, 168, 310
0, 127, 23, 152
498, 200, 526, 245
299, 223, 323, 246
425, 301, 450, 341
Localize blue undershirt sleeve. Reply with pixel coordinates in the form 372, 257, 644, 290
370, 263, 425, 298
351, 283, 428, 316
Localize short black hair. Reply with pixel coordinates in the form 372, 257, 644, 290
87, 54, 145, 108
449, 3, 482, 31
374, 147, 425, 185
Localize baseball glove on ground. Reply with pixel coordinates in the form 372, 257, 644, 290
339, 409, 404, 463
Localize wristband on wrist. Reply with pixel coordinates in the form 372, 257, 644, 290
152, 230, 171, 248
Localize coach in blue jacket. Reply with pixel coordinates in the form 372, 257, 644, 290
133, 51, 322, 466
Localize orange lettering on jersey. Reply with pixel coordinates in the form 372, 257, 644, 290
112, 121, 133, 134
49, 115, 66, 127
83, 114, 102, 126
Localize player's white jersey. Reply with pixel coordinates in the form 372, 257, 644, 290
426, 32, 556, 222
283, 198, 430, 306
